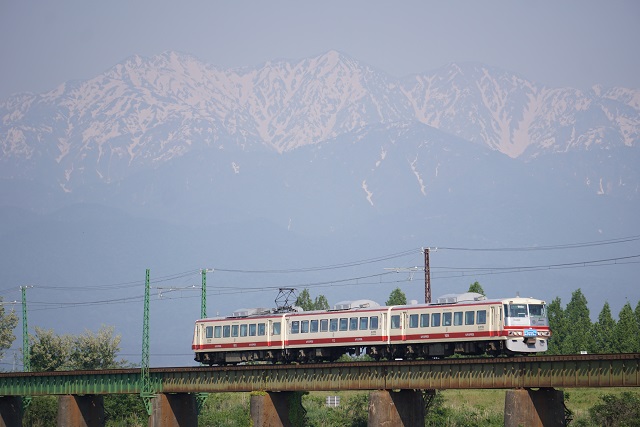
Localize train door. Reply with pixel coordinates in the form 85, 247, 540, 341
267, 320, 272, 347
489, 306, 495, 337
401, 311, 408, 341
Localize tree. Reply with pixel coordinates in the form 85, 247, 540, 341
295, 289, 314, 311
313, 295, 330, 311
385, 288, 407, 306
546, 297, 566, 355
589, 392, 640, 427
29, 325, 125, 371
467, 281, 485, 296
69, 325, 124, 370
563, 289, 595, 354
29, 327, 73, 371
296, 290, 330, 311
592, 302, 616, 354
635, 300, 640, 327
614, 302, 640, 353
0, 298, 18, 361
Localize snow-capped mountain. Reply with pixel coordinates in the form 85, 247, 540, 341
1, 50, 638, 197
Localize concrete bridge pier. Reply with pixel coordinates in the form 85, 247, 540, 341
57, 394, 104, 427
250, 391, 305, 427
504, 388, 566, 427
0, 396, 22, 427
368, 389, 425, 426
149, 393, 197, 427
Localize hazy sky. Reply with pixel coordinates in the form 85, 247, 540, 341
1, 1, 639, 99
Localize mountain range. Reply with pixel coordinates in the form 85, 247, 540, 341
0, 51, 638, 366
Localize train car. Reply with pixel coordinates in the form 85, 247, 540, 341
192, 293, 550, 365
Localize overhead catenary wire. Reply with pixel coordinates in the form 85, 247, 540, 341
6, 235, 639, 312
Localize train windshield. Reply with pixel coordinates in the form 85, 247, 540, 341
528, 304, 546, 317
504, 304, 547, 318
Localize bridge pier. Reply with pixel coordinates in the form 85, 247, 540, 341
149, 393, 197, 427
250, 391, 305, 427
57, 394, 104, 427
504, 388, 565, 427
0, 396, 22, 427
368, 389, 425, 426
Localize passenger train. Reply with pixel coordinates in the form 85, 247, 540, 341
192, 292, 551, 365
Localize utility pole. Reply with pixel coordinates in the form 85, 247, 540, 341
140, 269, 154, 416
201, 268, 209, 319
196, 269, 211, 414
424, 248, 431, 304
21, 286, 32, 410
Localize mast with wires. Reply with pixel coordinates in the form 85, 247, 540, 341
424, 248, 431, 304
196, 269, 210, 415
140, 269, 154, 416
21, 285, 32, 410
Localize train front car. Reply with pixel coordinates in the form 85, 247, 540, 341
501, 297, 551, 354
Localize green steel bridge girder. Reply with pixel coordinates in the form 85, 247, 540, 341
0, 354, 638, 397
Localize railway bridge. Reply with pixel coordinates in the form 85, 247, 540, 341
0, 353, 638, 426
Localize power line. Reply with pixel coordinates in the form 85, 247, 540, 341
436, 235, 640, 252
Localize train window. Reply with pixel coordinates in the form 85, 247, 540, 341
310, 319, 319, 333
301, 320, 309, 333
272, 322, 281, 335
506, 304, 527, 318
339, 318, 348, 331
258, 323, 266, 336
477, 310, 487, 325
206, 326, 214, 339
249, 324, 257, 336
291, 321, 300, 334
330, 319, 338, 332
443, 313, 452, 326
409, 314, 419, 328
391, 315, 401, 329
465, 311, 475, 325
529, 304, 546, 317
231, 325, 239, 337
240, 324, 248, 337
223, 325, 230, 338
453, 312, 463, 326
214, 326, 222, 338
359, 317, 368, 330
420, 314, 429, 327
431, 313, 441, 327
370, 316, 378, 330
320, 319, 329, 332
349, 317, 358, 331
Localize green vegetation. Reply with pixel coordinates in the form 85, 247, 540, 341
548, 289, 640, 354
386, 287, 407, 306
296, 289, 330, 311
467, 281, 485, 296
0, 297, 18, 360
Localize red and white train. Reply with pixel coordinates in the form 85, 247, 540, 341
192, 292, 551, 365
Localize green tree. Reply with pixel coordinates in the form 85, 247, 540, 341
589, 392, 640, 427
592, 302, 616, 354
0, 298, 18, 360
563, 289, 595, 354
614, 302, 640, 353
385, 288, 407, 306
546, 297, 566, 355
467, 281, 485, 296
29, 327, 73, 371
69, 326, 124, 370
296, 290, 330, 311
635, 300, 640, 327
295, 289, 314, 311
313, 295, 330, 310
